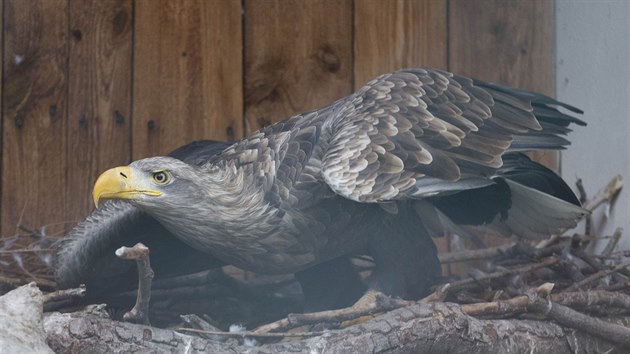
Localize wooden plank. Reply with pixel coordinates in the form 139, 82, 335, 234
133, 0, 242, 159
448, 0, 556, 169
66, 0, 133, 224
354, 0, 447, 87
2, 0, 68, 236
244, 0, 353, 132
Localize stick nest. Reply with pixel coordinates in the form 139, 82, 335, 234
1, 175, 628, 350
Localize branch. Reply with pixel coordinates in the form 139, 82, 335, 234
551, 290, 630, 314
116, 243, 153, 325
43, 302, 617, 353
583, 175, 623, 212
459, 284, 630, 346
460, 283, 553, 317
179, 327, 329, 338
576, 178, 592, 236
42, 286, 86, 312
528, 299, 630, 346
438, 243, 513, 264
565, 261, 630, 292
537, 175, 624, 249
254, 290, 410, 334
42, 286, 86, 304
447, 257, 558, 292
602, 227, 624, 257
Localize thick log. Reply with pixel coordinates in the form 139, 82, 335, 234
44, 302, 617, 353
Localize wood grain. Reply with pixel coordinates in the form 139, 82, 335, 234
244, 0, 353, 132
2, 0, 68, 236
66, 0, 133, 224
354, 0, 447, 87
448, 0, 557, 170
132, 0, 243, 159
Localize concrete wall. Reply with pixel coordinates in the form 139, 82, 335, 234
556, 0, 630, 250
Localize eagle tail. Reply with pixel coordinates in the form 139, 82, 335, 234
417, 153, 588, 241
494, 179, 587, 239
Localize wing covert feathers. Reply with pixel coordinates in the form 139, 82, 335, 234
321, 68, 583, 202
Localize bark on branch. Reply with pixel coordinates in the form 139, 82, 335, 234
43, 300, 622, 353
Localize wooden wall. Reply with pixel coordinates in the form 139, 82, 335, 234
0, 0, 554, 238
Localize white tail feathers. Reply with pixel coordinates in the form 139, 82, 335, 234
499, 179, 588, 239
415, 179, 588, 241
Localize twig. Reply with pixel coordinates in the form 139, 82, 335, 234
537, 176, 623, 249
178, 327, 329, 338
565, 261, 630, 292
576, 178, 592, 236
116, 243, 154, 325
582, 175, 623, 212
447, 257, 559, 292
460, 283, 554, 317
438, 244, 513, 264
460, 284, 630, 346
602, 227, 624, 257
0, 248, 53, 255
548, 258, 585, 283
179, 314, 224, 341
550, 290, 630, 314
43, 286, 87, 312
43, 286, 86, 304
604, 280, 630, 292
572, 248, 604, 272
0, 274, 56, 289
254, 290, 410, 334
421, 284, 451, 303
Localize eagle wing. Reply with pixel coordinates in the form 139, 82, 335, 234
321, 68, 584, 202
55, 140, 230, 290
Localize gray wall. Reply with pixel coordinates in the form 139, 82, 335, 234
556, 0, 630, 249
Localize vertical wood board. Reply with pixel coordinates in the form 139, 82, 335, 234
244, 0, 353, 132
66, 0, 133, 223
354, 0, 447, 87
132, 0, 243, 159
449, 0, 556, 169
2, 0, 68, 236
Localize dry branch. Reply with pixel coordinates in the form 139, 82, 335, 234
565, 261, 630, 292
603, 227, 624, 257
528, 300, 630, 346
583, 175, 623, 212
116, 243, 153, 325
438, 243, 513, 263
42, 301, 619, 353
1, 175, 628, 352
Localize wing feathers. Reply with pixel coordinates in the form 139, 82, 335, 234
316, 68, 584, 202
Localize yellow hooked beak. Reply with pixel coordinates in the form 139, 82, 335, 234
92, 166, 162, 207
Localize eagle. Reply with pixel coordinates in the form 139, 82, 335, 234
56, 68, 586, 304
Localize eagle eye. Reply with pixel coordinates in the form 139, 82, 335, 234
152, 171, 170, 184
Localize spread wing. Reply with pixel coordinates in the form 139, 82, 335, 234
321, 68, 584, 202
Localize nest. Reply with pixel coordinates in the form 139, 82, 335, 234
1, 175, 628, 353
